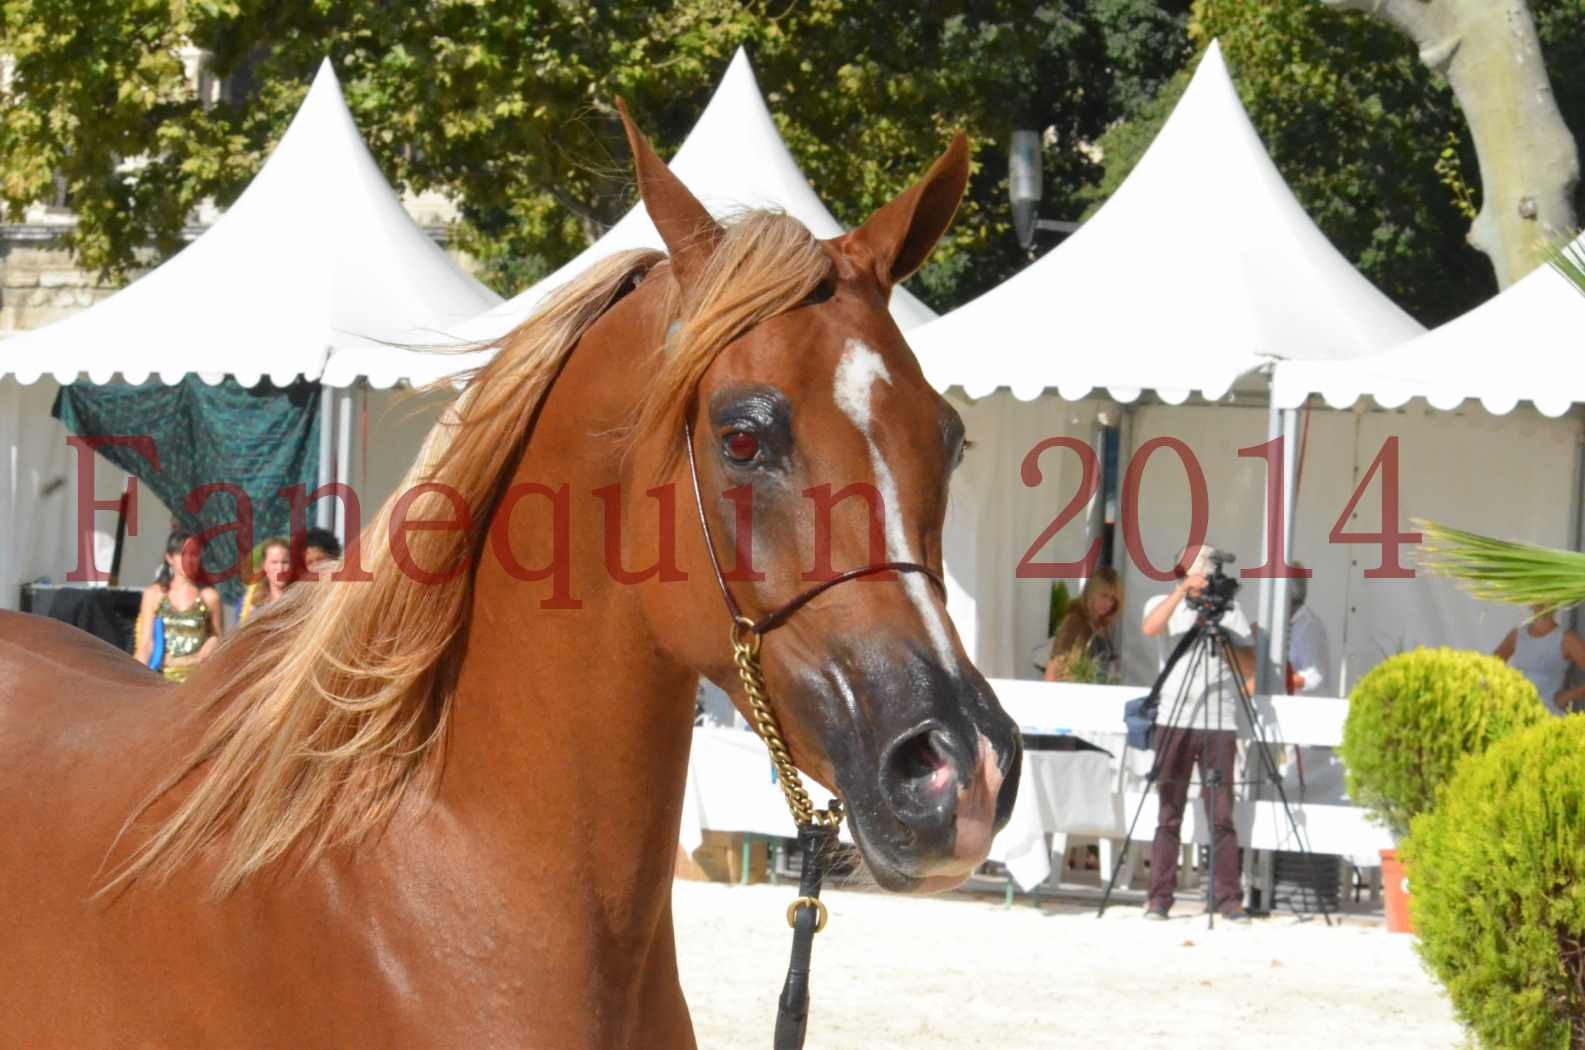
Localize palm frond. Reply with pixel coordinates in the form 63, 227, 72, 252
1542, 231, 1585, 300
1419, 520, 1585, 616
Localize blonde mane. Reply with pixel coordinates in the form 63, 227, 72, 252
109, 212, 831, 895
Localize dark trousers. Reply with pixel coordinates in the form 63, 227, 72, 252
1149, 726, 1241, 913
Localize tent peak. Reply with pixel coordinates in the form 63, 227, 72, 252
304, 58, 347, 108
725, 46, 754, 73
298, 58, 354, 126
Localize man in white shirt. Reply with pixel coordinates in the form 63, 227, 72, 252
1285, 570, 1346, 802
1287, 572, 1330, 694
1139, 545, 1256, 923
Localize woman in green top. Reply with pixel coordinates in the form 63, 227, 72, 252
135, 530, 223, 683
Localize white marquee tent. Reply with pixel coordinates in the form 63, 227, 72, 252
0, 60, 500, 388
910, 41, 1422, 406
1104, 400, 1580, 696
920, 41, 1431, 686
1273, 235, 1585, 417
330, 47, 937, 389
1243, 236, 1585, 694
0, 60, 500, 609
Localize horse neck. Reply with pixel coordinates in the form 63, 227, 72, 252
439, 290, 699, 921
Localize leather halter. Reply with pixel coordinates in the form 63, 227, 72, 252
682, 420, 946, 638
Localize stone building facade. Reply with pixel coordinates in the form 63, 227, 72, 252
1, 229, 126, 337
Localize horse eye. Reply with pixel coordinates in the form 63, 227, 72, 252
802, 276, 836, 307
952, 437, 973, 469
723, 430, 760, 463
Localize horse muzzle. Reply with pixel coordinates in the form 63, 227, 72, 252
836, 660, 1021, 893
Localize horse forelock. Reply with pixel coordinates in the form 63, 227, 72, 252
626, 210, 832, 474
106, 210, 838, 897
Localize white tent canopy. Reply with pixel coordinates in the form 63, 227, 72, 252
1274, 235, 1585, 417
0, 60, 501, 389
909, 40, 1423, 404
342, 47, 937, 388
922, 40, 1425, 682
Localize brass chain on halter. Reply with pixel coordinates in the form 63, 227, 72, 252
729, 617, 843, 833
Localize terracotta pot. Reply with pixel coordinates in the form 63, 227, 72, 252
1380, 848, 1415, 934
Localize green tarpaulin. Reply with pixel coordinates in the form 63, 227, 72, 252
54, 378, 321, 602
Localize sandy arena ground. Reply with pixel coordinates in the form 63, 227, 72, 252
673, 880, 1464, 1049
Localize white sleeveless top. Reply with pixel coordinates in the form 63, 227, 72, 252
1511, 625, 1568, 714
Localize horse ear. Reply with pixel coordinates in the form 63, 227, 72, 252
615, 98, 723, 293
841, 133, 971, 288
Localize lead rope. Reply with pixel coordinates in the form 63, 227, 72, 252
772, 810, 842, 1050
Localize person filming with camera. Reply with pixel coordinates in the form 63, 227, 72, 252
1138, 544, 1257, 923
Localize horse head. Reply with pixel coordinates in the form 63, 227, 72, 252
618, 105, 1021, 893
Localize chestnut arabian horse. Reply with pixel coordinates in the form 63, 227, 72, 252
0, 106, 1020, 1048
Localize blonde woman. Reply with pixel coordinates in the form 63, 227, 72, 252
134, 530, 223, 683
238, 537, 293, 622
1044, 568, 1124, 683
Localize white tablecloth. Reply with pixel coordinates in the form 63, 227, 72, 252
681, 714, 1393, 891
680, 728, 1116, 892
987, 746, 1118, 891
679, 728, 844, 854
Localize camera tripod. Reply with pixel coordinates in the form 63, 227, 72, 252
1097, 603, 1333, 929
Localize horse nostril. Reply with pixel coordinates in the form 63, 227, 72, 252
883, 724, 960, 818
893, 729, 949, 786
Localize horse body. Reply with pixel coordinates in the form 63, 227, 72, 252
0, 107, 1019, 1048
0, 285, 700, 1049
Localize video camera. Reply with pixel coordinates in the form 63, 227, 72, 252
1184, 550, 1240, 623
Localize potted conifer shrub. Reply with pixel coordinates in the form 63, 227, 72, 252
1338, 648, 1544, 931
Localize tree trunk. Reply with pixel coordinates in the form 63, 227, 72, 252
1320, 0, 1580, 288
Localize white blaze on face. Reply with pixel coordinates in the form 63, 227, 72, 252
832, 339, 957, 670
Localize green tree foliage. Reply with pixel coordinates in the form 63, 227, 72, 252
1406, 717, 1585, 1049
1534, 0, 1585, 136
1087, 0, 1585, 327
1338, 647, 1544, 839
0, 1, 1189, 308
748, 1, 1189, 308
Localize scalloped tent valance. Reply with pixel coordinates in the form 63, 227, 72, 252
1273, 233, 1585, 418
0, 60, 501, 389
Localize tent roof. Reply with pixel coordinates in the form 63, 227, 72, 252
908, 40, 1424, 405
0, 60, 501, 389
348, 47, 937, 387
1273, 238, 1585, 417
